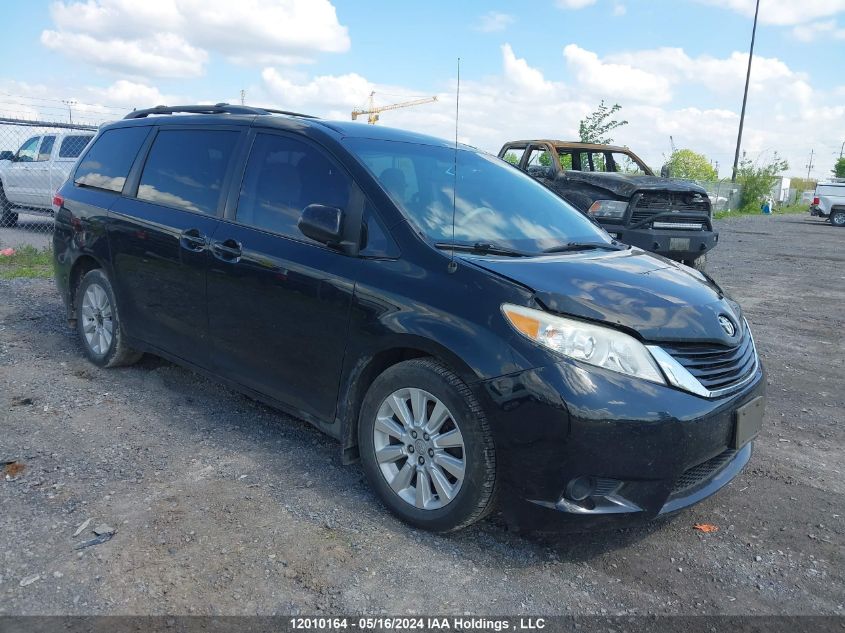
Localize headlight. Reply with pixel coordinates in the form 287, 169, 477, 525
501, 304, 665, 384
588, 200, 627, 219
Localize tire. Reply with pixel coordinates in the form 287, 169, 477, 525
683, 255, 706, 271
358, 358, 497, 532
75, 269, 142, 368
830, 209, 845, 227
0, 182, 18, 227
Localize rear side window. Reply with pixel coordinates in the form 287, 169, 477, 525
137, 129, 239, 215
75, 127, 149, 193
236, 133, 351, 239
59, 135, 93, 159
37, 136, 55, 162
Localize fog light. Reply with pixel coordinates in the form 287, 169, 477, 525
565, 476, 596, 501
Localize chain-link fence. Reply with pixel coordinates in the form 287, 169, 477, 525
0, 117, 98, 251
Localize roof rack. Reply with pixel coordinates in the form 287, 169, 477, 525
124, 103, 318, 120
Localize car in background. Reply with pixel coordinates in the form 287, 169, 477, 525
0, 130, 94, 226
498, 140, 717, 269
809, 180, 845, 227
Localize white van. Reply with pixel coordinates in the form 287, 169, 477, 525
0, 131, 94, 226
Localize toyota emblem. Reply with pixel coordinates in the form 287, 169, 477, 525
718, 315, 736, 337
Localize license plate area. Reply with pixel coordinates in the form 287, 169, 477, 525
669, 237, 691, 251
733, 396, 765, 449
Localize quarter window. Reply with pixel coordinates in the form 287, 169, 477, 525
236, 133, 351, 240
75, 127, 149, 193
137, 129, 239, 215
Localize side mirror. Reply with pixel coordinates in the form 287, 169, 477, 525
0, 151, 14, 162
298, 204, 346, 247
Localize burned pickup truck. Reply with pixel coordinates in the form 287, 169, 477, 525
498, 140, 717, 269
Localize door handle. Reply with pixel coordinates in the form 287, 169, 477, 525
180, 228, 207, 252
211, 238, 243, 262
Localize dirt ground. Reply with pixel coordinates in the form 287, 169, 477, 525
1, 213, 842, 616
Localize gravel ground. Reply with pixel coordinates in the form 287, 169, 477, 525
0, 213, 842, 616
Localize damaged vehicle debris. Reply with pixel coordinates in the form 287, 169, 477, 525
498, 140, 717, 270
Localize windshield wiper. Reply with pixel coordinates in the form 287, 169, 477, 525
542, 241, 626, 254
434, 242, 531, 257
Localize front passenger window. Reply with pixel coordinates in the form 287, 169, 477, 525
236, 134, 351, 241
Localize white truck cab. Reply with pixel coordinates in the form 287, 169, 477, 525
810, 180, 845, 227
0, 130, 94, 226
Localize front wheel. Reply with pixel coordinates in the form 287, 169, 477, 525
75, 269, 142, 367
831, 209, 845, 227
683, 254, 707, 271
0, 183, 17, 227
358, 358, 497, 532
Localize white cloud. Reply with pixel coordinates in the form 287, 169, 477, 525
792, 20, 845, 41
474, 11, 515, 32
41, 0, 350, 78
612, 3, 627, 16
556, 0, 597, 8
501, 44, 556, 94
695, 0, 845, 25
563, 44, 673, 104
40, 31, 207, 78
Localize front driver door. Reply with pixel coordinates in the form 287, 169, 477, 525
206, 131, 360, 423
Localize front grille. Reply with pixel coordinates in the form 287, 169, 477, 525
670, 449, 736, 497
660, 326, 757, 393
630, 191, 710, 225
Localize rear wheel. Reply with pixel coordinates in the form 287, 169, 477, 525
76, 269, 142, 368
358, 358, 496, 532
831, 209, 845, 227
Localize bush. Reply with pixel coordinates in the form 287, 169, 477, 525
735, 153, 789, 213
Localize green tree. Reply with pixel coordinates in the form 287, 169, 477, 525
735, 153, 789, 212
665, 149, 718, 181
833, 157, 845, 179
578, 101, 628, 144
503, 152, 520, 165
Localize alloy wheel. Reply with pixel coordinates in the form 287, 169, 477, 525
373, 387, 466, 510
81, 283, 114, 356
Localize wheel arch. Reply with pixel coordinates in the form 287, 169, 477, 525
67, 254, 104, 323
336, 339, 479, 464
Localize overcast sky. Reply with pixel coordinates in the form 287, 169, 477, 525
2, 0, 844, 179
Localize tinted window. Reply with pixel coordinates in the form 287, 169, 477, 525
236, 133, 351, 239
360, 203, 397, 258
347, 138, 609, 253
37, 136, 55, 162
75, 127, 149, 193
137, 129, 239, 215
59, 135, 93, 159
16, 137, 40, 163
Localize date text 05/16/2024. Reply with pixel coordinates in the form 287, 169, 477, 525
289, 617, 548, 631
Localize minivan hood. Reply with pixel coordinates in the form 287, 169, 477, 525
558, 171, 708, 199
468, 248, 742, 345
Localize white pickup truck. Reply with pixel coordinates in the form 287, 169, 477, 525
810, 180, 845, 227
0, 130, 94, 226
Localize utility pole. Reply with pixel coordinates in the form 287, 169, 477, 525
840, 140, 844, 159
806, 149, 815, 181
62, 99, 77, 125
240, 90, 246, 106
731, 0, 761, 183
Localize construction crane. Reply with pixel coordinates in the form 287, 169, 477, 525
351, 92, 438, 124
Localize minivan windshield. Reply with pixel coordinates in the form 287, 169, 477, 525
345, 138, 611, 253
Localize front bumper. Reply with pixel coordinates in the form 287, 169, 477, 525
479, 359, 764, 531
610, 226, 718, 262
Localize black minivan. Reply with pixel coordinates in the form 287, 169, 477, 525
53, 104, 765, 532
